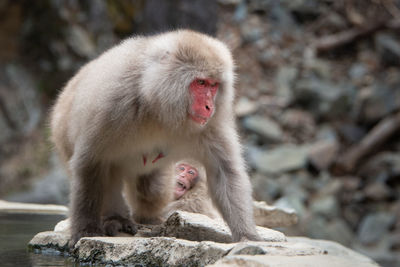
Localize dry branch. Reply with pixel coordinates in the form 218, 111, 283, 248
313, 19, 400, 53
313, 23, 385, 53
334, 111, 400, 173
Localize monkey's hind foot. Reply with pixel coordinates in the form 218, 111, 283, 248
69, 225, 105, 248
103, 215, 138, 236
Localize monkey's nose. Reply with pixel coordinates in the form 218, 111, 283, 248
204, 104, 213, 116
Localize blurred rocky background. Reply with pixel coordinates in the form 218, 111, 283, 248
0, 0, 399, 266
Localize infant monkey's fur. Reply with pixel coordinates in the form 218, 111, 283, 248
51, 30, 260, 246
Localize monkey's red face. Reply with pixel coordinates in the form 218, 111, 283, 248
174, 163, 199, 200
189, 78, 219, 125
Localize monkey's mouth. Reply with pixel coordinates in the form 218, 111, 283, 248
189, 113, 209, 125
176, 181, 187, 191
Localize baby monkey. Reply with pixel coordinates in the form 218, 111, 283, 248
164, 162, 220, 220
174, 163, 200, 200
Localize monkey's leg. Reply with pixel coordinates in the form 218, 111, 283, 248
205, 136, 261, 242
102, 167, 137, 236
126, 170, 173, 224
69, 156, 107, 246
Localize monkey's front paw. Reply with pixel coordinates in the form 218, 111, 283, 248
103, 215, 138, 236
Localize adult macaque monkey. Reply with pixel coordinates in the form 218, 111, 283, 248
51, 30, 260, 246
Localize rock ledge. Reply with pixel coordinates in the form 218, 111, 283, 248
28, 211, 379, 267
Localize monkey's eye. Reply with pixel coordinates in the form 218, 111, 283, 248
188, 170, 195, 175
197, 79, 206, 86
179, 166, 185, 171
210, 82, 218, 87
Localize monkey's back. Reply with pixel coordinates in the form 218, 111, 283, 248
50, 37, 148, 163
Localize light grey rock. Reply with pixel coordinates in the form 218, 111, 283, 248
253, 201, 298, 228
258, 49, 279, 67
304, 215, 355, 247
76, 237, 234, 266
256, 226, 287, 242
324, 219, 355, 247
306, 58, 332, 79
281, 176, 309, 203
349, 63, 368, 80
66, 25, 97, 58
288, 237, 379, 266
163, 211, 233, 243
233, 0, 247, 22
294, 78, 354, 118
304, 216, 330, 240
276, 66, 298, 103
242, 115, 283, 143
308, 140, 339, 171
28, 231, 70, 251
216, 237, 382, 267
310, 195, 339, 219
234, 97, 258, 117
354, 234, 400, 267
29, 220, 379, 267
248, 144, 311, 174
32, 233, 354, 267
251, 173, 281, 201
227, 241, 323, 256
309, 172, 337, 193
315, 179, 343, 197
54, 210, 287, 244
208, 254, 379, 267
358, 212, 396, 245
30, 231, 314, 267
240, 16, 264, 43
280, 109, 316, 142
164, 211, 286, 243
364, 182, 391, 201
274, 195, 306, 218
355, 81, 400, 123
30, 230, 233, 266
267, 1, 297, 30
316, 124, 338, 143
54, 218, 70, 232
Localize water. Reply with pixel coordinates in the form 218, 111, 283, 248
0, 213, 77, 267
